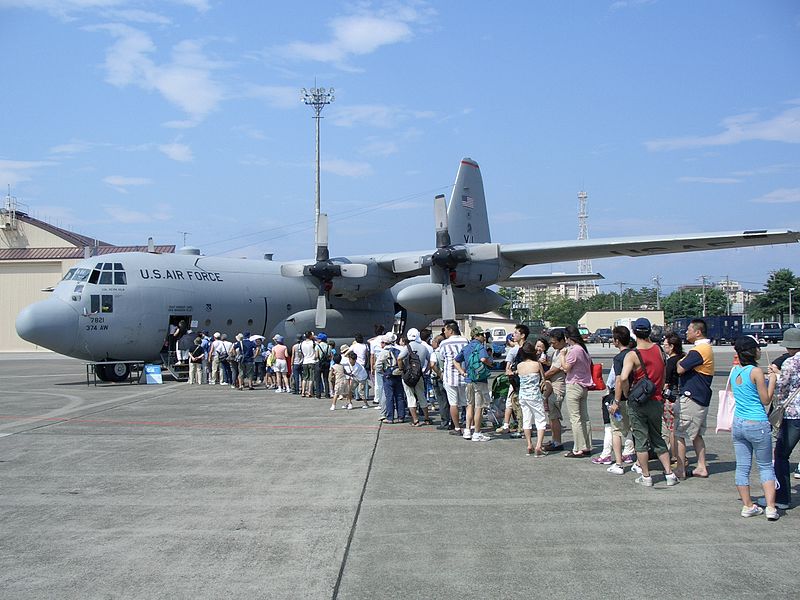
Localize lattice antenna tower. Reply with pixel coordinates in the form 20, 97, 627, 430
576, 190, 595, 299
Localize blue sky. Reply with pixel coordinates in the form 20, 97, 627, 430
1, 0, 798, 295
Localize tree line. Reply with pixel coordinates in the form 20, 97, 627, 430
498, 268, 799, 326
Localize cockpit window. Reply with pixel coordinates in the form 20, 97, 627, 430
86, 262, 127, 286
73, 268, 91, 282
62, 268, 77, 281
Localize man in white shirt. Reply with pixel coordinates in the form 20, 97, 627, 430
438, 321, 469, 437
349, 333, 370, 402
300, 331, 319, 397
398, 328, 432, 426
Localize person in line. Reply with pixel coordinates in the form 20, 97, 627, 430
236, 332, 256, 390
398, 328, 432, 426
300, 331, 318, 398
271, 335, 290, 393
343, 351, 371, 410
187, 336, 205, 384
542, 329, 567, 451
728, 336, 778, 519
290, 335, 303, 394
438, 321, 470, 436
560, 325, 594, 457
316, 333, 332, 399
430, 334, 451, 430
378, 332, 406, 423
349, 333, 370, 403
329, 353, 349, 410
763, 327, 800, 510
498, 326, 529, 438
516, 341, 548, 455
209, 332, 225, 385
662, 332, 685, 463
454, 327, 492, 441
603, 326, 637, 474
674, 319, 714, 479
619, 318, 679, 487
369, 325, 387, 409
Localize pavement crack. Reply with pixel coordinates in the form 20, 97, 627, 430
331, 421, 382, 600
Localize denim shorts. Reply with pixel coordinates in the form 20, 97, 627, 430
732, 416, 775, 487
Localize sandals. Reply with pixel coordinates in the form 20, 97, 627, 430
411, 421, 421, 427
564, 450, 589, 458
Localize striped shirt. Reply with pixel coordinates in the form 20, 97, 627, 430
438, 335, 468, 386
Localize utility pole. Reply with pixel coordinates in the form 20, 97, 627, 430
790, 287, 796, 324
698, 275, 710, 317
652, 275, 661, 310
614, 281, 625, 310
301, 84, 334, 251
178, 231, 190, 247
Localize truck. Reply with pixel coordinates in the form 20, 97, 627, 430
670, 316, 743, 345
741, 321, 783, 344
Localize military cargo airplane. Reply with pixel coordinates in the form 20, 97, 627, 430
15, 158, 800, 381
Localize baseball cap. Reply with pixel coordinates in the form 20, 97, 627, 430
633, 318, 651, 332
471, 326, 485, 337
734, 335, 759, 353
317, 333, 328, 341
406, 328, 419, 341
382, 332, 397, 344
783, 327, 800, 349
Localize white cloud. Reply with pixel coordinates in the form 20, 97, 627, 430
103, 175, 152, 192
278, 2, 434, 69
646, 103, 800, 151
245, 84, 300, 109
610, 0, 656, 11
678, 176, 741, 184
103, 8, 172, 24
331, 104, 435, 128
751, 188, 800, 204
322, 158, 372, 178
1, 1, 207, 20
158, 142, 193, 162
359, 139, 398, 156
0, 159, 57, 185
103, 203, 172, 223
92, 24, 224, 124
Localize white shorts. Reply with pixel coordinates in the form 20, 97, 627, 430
520, 395, 547, 431
444, 383, 468, 407
273, 359, 287, 373
403, 379, 428, 409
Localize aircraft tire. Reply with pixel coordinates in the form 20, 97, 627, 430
95, 362, 130, 382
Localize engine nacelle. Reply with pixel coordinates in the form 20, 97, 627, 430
395, 283, 504, 316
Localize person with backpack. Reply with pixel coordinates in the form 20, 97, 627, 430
378, 332, 406, 423
316, 333, 332, 399
455, 326, 493, 442
398, 328, 431, 426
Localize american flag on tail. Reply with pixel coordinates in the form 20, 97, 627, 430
461, 195, 474, 209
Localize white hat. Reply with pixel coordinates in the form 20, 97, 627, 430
406, 328, 419, 341
382, 332, 397, 344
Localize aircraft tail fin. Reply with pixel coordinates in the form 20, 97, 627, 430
447, 158, 491, 244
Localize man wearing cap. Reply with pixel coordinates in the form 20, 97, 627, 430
291, 334, 304, 394
209, 332, 224, 385
378, 332, 406, 422
316, 333, 332, 399
300, 331, 319, 397
674, 318, 714, 479
438, 321, 470, 436
454, 326, 493, 442
398, 328, 432, 426
620, 318, 679, 487
369, 325, 387, 410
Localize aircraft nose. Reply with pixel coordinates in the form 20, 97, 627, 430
16, 299, 79, 355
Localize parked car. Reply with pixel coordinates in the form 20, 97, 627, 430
742, 321, 783, 344
589, 328, 613, 345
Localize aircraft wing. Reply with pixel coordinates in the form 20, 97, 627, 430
498, 230, 800, 267
498, 273, 604, 286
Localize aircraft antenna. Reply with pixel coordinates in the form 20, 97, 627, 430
576, 190, 597, 300
301, 83, 334, 255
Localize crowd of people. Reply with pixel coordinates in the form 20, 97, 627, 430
171, 318, 800, 519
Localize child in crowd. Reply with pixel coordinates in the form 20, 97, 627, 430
329, 353, 348, 411
344, 351, 370, 410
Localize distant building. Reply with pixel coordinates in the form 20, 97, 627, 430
1, 204, 173, 352
579, 310, 665, 333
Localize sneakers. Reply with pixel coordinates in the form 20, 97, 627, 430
361, 404, 369, 409
495, 424, 510, 434
471, 432, 491, 442
462, 430, 472, 440
665, 473, 679, 487
509, 432, 523, 439
634, 475, 653, 487
631, 463, 643, 474
622, 454, 636, 464
741, 504, 764, 518
591, 455, 613, 465
606, 464, 624, 475
766, 506, 780, 521
329, 405, 335, 411
345, 403, 353, 410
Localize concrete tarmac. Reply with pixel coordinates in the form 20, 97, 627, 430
1, 347, 798, 599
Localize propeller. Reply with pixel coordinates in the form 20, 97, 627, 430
399, 194, 499, 321
280, 214, 368, 328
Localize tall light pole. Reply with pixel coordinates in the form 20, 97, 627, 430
790, 287, 796, 324
652, 275, 661, 310
301, 85, 334, 247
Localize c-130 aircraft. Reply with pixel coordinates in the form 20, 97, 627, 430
16, 158, 800, 381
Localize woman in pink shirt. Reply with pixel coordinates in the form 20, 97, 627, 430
560, 325, 594, 457
270, 335, 290, 393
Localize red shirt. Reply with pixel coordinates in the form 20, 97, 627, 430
632, 344, 665, 402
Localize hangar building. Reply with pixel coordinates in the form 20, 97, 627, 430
1, 202, 174, 352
